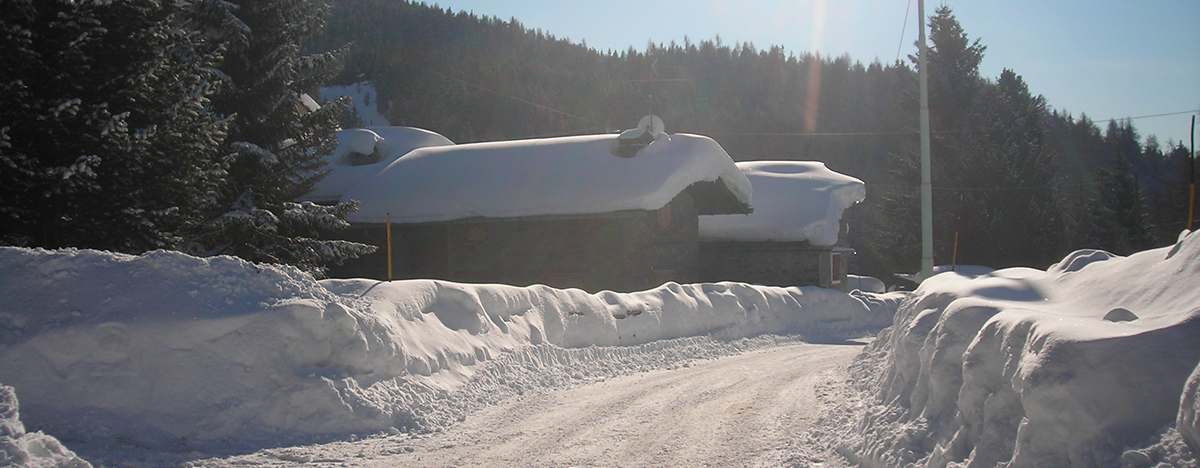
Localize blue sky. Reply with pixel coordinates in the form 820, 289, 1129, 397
429, 0, 1199, 147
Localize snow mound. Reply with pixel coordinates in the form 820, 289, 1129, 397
0, 384, 91, 468
342, 132, 752, 224
845, 230, 1200, 467
0, 247, 889, 451
1181, 361, 1200, 454
847, 274, 886, 294
698, 161, 864, 246
303, 126, 454, 203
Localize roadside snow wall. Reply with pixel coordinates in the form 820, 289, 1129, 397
0, 247, 891, 450
847, 230, 1200, 467
0, 384, 91, 468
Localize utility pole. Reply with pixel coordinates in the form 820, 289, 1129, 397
1189, 115, 1195, 231
918, 0, 934, 278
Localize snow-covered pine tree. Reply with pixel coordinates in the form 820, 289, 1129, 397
1094, 120, 1154, 255
188, 0, 374, 275
0, 0, 227, 252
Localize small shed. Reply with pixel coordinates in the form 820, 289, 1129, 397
698, 161, 865, 290
329, 128, 752, 292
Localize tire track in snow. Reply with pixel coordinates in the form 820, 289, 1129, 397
198, 342, 862, 467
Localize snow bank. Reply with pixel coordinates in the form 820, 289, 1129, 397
699, 161, 864, 246
0, 247, 888, 451
303, 126, 454, 203
847, 274, 887, 294
0, 384, 91, 468
342, 132, 752, 224
846, 231, 1200, 467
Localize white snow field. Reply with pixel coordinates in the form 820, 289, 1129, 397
192, 342, 865, 467
836, 230, 1200, 468
0, 246, 889, 462
699, 160, 866, 246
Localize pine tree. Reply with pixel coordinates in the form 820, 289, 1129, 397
1095, 120, 1153, 254
188, 0, 373, 274
958, 69, 1059, 267
0, 0, 227, 252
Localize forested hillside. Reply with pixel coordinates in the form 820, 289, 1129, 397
307, 0, 1196, 280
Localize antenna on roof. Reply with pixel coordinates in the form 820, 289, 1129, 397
638, 114, 665, 137
612, 115, 664, 158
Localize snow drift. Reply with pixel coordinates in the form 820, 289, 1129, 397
0, 247, 890, 450
0, 385, 91, 468
847, 230, 1200, 467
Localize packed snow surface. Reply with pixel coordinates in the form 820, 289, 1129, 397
844, 230, 1200, 467
302, 127, 454, 203
319, 81, 391, 127
699, 161, 865, 246
193, 343, 862, 468
0, 385, 91, 468
0, 246, 888, 452
342, 132, 752, 224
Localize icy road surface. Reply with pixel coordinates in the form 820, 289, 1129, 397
193, 342, 861, 467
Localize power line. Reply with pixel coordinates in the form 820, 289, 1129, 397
1091, 109, 1200, 123
709, 109, 1200, 138
868, 182, 1080, 192
418, 66, 610, 130
714, 130, 916, 137
895, 0, 913, 63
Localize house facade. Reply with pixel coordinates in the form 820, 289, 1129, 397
334, 189, 713, 291
324, 126, 752, 292
697, 161, 864, 290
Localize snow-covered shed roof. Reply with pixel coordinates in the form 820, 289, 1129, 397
698, 161, 865, 246
302, 127, 455, 203
341, 132, 753, 224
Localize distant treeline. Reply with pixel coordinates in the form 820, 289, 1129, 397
307, 0, 1196, 280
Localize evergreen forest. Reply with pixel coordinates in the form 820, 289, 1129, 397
308, 0, 1197, 280
0, 0, 374, 274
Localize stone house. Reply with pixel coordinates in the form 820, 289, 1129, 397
325, 127, 752, 292
698, 161, 865, 290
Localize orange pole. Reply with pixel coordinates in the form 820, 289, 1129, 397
1189, 184, 1195, 232
1189, 116, 1195, 231
952, 231, 959, 272
386, 212, 393, 281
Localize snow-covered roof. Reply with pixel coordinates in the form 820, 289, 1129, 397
302, 127, 455, 203
342, 132, 752, 224
698, 161, 865, 246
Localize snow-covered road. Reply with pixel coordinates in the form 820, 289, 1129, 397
192, 342, 861, 467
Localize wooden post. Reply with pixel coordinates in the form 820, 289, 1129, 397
1189, 115, 1195, 231
386, 212, 393, 281
952, 231, 959, 272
